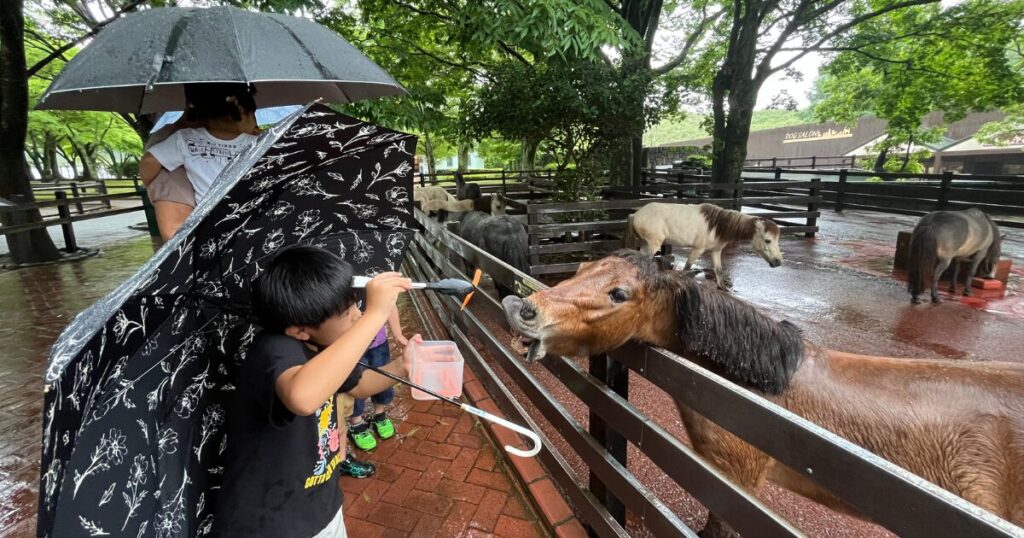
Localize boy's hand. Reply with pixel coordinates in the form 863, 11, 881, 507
400, 334, 423, 376
365, 272, 412, 318
395, 333, 410, 347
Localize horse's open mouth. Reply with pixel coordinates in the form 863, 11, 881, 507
502, 296, 547, 362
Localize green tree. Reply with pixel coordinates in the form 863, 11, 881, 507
813, 0, 1024, 172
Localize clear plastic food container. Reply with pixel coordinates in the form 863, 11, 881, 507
409, 340, 465, 400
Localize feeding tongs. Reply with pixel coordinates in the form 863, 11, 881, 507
353, 270, 483, 309
359, 361, 542, 458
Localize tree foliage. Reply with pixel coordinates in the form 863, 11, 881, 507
813, 0, 1024, 157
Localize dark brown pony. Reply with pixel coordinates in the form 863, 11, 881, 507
502, 251, 1024, 536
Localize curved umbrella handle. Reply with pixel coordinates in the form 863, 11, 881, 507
460, 403, 542, 458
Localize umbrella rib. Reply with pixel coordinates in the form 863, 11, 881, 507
225, 7, 250, 84
263, 16, 350, 102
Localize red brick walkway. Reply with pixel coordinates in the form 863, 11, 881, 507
340, 299, 548, 537
341, 387, 546, 537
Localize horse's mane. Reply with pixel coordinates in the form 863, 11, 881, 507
611, 250, 804, 394
699, 204, 779, 241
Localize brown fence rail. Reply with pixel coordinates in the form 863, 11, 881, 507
409, 208, 1021, 537
744, 156, 858, 170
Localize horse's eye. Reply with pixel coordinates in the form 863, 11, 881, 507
609, 288, 628, 303
766, 239, 772, 244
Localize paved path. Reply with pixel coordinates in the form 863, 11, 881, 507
0, 236, 544, 537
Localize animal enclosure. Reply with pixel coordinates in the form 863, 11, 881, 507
407, 208, 1020, 537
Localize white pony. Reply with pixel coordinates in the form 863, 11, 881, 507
624, 202, 783, 288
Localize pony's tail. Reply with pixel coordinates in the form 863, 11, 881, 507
908, 224, 938, 297
623, 214, 640, 250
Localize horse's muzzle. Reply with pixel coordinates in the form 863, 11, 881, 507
769, 259, 782, 268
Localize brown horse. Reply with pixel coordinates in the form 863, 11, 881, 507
501, 250, 1024, 536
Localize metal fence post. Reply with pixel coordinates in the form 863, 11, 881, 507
588, 353, 627, 528
54, 190, 78, 252
811, 155, 817, 169
938, 171, 953, 210
836, 169, 848, 213
806, 178, 820, 238
137, 186, 161, 237
69, 182, 84, 214
501, 169, 507, 195
771, 157, 777, 169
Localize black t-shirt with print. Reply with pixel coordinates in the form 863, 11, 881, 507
215, 333, 363, 537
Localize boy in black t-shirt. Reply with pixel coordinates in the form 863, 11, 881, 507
215, 246, 420, 538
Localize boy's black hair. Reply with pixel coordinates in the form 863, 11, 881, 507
252, 245, 357, 332
184, 82, 257, 122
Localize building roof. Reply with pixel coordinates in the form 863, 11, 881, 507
657, 111, 1007, 159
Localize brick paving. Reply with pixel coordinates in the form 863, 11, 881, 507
0, 235, 549, 537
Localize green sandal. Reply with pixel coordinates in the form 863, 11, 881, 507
349, 422, 377, 451
372, 413, 395, 440
338, 454, 376, 478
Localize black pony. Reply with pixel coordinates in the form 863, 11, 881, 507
457, 195, 529, 298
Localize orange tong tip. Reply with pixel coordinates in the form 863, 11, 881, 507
460, 269, 483, 311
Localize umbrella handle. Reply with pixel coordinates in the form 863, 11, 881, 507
459, 403, 541, 458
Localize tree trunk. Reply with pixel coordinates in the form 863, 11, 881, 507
873, 146, 889, 174
457, 140, 470, 172
0, 0, 61, 264
520, 138, 539, 171
710, 2, 761, 189
422, 133, 437, 175
120, 112, 156, 147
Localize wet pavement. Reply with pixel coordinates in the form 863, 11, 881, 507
0, 235, 543, 537
724, 209, 1023, 363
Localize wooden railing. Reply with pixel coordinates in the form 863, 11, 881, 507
757, 168, 1024, 229
409, 208, 1022, 537
0, 187, 149, 252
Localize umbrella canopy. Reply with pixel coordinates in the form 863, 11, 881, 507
150, 105, 304, 133
39, 103, 416, 537
37, 6, 405, 114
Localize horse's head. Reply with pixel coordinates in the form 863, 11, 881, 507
751, 218, 783, 268
503, 250, 805, 394
502, 251, 678, 361
491, 194, 508, 216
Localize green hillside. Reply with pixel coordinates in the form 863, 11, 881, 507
645, 109, 815, 146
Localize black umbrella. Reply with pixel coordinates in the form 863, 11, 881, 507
39, 104, 418, 537
36, 6, 405, 114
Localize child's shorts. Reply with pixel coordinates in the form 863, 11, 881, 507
147, 167, 195, 206
312, 505, 347, 538
351, 344, 394, 417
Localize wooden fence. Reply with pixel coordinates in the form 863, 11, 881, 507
758, 168, 1024, 229
745, 155, 858, 170
518, 175, 821, 276
0, 187, 148, 253
409, 208, 1022, 537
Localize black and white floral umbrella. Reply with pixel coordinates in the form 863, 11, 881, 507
39, 104, 416, 537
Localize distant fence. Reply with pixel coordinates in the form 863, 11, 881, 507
408, 208, 1022, 537
757, 168, 1024, 229
745, 155, 858, 170
1, 181, 147, 252
418, 168, 822, 277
